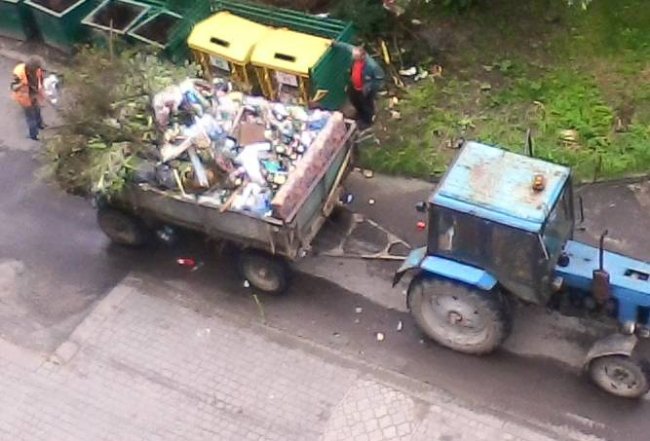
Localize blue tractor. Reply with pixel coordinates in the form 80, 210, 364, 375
394, 141, 650, 398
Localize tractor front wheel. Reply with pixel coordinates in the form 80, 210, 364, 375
588, 355, 650, 399
407, 275, 511, 355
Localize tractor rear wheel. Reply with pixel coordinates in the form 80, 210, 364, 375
588, 355, 650, 399
239, 251, 290, 295
407, 275, 511, 355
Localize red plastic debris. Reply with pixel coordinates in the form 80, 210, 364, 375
416, 221, 426, 230
176, 258, 196, 267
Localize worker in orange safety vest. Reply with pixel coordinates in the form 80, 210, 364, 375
11, 56, 46, 141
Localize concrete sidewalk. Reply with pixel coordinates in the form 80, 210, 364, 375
0, 276, 596, 441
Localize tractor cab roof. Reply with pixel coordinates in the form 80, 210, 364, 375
430, 142, 571, 233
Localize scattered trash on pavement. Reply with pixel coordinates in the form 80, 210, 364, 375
416, 221, 426, 230
376, 332, 385, 342
363, 169, 374, 179
368, 198, 376, 205
156, 225, 177, 244
176, 257, 196, 267
196, 328, 211, 337
190, 261, 205, 272
253, 293, 266, 323
243, 280, 251, 288
413, 70, 429, 82
397, 320, 403, 332
355, 306, 363, 314
399, 66, 417, 77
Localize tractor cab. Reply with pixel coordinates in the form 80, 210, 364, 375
396, 141, 575, 306
427, 141, 574, 304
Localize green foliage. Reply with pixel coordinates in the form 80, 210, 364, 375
441, 0, 477, 12
364, 0, 650, 182
44, 44, 199, 196
332, 0, 392, 38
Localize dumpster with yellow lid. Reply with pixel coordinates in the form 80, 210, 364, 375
187, 11, 270, 92
250, 27, 332, 106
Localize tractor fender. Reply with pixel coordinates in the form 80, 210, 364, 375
393, 247, 497, 291
584, 334, 639, 370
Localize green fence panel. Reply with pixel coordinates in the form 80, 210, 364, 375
24, 0, 99, 52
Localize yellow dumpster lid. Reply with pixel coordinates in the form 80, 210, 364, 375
250, 28, 331, 76
187, 12, 271, 64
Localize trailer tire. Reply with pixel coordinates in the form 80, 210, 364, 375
239, 251, 289, 295
407, 275, 511, 355
97, 208, 149, 247
588, 355, 650, 399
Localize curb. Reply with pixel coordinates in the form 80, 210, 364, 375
49, 278, 133, 365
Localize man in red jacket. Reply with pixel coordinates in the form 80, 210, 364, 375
334, 43, 385, 130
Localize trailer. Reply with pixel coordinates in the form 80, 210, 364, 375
95, 118, 357, 295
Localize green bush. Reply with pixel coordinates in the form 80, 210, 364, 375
332, 0, 392, 38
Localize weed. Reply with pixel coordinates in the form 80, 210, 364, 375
365, 0, 650, 182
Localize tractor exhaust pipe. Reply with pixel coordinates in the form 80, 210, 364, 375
592, 230, 611, 305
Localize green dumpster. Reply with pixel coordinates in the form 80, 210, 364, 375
82, 0, 150, 36
127, 10, 182, 58
211, 0, 356, 110
24, 0, 98, 53
0, 0, 35, 41
127, 0, 210, 63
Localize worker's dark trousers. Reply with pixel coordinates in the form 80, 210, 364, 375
24, 105, 43, 140
348, 88, 375, 128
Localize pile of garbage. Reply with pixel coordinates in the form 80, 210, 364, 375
132, 78, 347, 221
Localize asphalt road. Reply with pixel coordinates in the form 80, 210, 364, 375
2, 55, 650, 440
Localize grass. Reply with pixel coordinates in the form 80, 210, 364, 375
362, 0, 650, 182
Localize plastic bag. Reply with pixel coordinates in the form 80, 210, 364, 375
236, 142, 272, 185
152, 86, 183, 127
43, 74, 60, 105
232, 182, 271, 215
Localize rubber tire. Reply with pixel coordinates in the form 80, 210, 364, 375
239, 251, 290, 295
407, 275, 511, 355
588, 355, 650, 399
97, 208, 149, 247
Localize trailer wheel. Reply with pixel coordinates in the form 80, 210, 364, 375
239, 251, 289, 295
588, 355, 650, 398
97, 208, 148, 247
407, 275, 511, 355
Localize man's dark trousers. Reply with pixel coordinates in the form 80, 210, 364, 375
348, 88, 375, 128
24, 105, 43, 140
